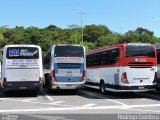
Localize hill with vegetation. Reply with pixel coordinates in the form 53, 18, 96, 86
0, 24, 160, 54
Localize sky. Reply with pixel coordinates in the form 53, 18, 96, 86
0, 0, 160, 37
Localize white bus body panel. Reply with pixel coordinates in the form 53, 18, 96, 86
2, 45, 43, 91
121, 67, 156, 86
6, 59, 40, 82
86, 66, 156, 92
6, 69, 39, 82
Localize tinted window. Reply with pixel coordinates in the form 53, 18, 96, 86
157, 49, 160, 64
126, 45, 155, 58
109, 49, 120, 64
86, 55, 93, 67
86, 48, 120, 67
7, 47, 39, 59
54, 46, 84, 57
100, 51, 109, 65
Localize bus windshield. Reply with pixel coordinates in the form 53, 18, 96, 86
54, 46, 84, 57
126, 45, 155, 58
7, 47, 39, 59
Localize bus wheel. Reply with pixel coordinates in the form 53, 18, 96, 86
156, 87, 160, 92
3, 91, 9, 97
32, 90, 38, 97
100, 81, 106, 95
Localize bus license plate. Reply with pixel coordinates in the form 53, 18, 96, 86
138, 86, 144, 89
20, 87, 27, 90
66, 84, 72, 86
66, 73, 72, 76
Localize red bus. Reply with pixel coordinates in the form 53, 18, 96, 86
154, 44, 160, 91
85, 43, 157, 94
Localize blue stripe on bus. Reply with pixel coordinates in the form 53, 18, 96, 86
54, 63, 84, 82
56, 76, 82, 82
54, 63, 58, 73
80, 63, 84, 73
54, 63, 84, 73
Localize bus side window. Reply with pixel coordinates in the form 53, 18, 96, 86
105, 51, 109, 65
87, 55, 92, 67
97, 53, 101, 66
94, 53, 101, 66
86, 56, 89, 67
109, 48, 120, 65
87, 55, 94, 67
93, 54, 97, 66
100, 52, 106, 65
114, 49, 120, 62
157, 51, 160, 64
90, 55, 94, 66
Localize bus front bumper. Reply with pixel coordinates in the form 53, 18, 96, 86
3, 81, 42, 91
105, 84, 156, 92
51, 81, 85, 90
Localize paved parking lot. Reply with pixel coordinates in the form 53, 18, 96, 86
1, 88, 160, 115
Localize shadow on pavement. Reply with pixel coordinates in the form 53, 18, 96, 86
78, 87, 160, 101
0, 90, 39, 98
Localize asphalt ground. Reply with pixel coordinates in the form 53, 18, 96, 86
0, 88, 160, 119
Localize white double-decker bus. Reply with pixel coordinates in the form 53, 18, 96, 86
86, 43, 157, 94
43, 44, 86, 90
1, 45, 43, 95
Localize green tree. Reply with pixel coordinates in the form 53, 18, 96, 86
0, 25, 160, 53
83, 24, 112, 43
98, 34, 118, 47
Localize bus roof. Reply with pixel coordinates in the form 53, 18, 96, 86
87, 43, 153, 55
52, 44, 83, 47
87, 43, 124, 55
4, 44, 40, 48
127, 43, 152, 46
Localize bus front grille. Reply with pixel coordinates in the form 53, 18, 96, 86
128, 62, 153, 68
57, 63, 81, 69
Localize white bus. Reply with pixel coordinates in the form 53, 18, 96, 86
1, 45, 43, 95
86, 43, 157, 94
43, 44, 86, 90
0, 61, 1, 89
155, 44, 160, 91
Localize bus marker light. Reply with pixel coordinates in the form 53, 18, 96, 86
121, 72, 129, 84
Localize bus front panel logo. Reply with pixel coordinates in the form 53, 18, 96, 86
67, 70, 72, 74
134, 58, 138, 62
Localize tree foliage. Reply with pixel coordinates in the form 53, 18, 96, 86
0, 25, 160, 54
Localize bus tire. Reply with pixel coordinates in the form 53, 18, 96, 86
0, 83, 1, 91
44, 80, 47, 88
32, 90, 38, 97
85, 86, 89, 90
156, 87, 160, 92
3, 91, 9, 97
100, 81, 106, 95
